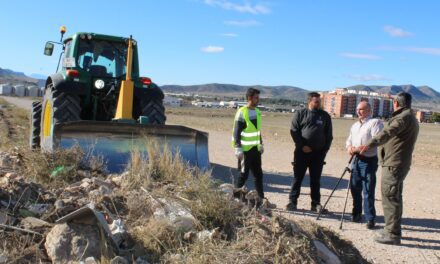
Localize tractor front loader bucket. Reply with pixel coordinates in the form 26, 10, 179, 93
43, 121, 209, 173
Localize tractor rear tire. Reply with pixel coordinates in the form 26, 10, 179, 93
29, 101, 42, 149
140, 98, 166, 125
40, 86, 82, 150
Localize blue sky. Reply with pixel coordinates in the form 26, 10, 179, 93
1, 0, 440, 91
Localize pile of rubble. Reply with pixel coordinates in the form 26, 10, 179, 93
0, 151, 365, 264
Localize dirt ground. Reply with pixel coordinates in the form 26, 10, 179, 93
2, 96, 439, 263
166, 107, 440, 264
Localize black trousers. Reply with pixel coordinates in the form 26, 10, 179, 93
289, 150, 325, 206
236, 147, 264, 199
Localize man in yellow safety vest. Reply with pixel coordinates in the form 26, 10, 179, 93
232, 88, 265, 204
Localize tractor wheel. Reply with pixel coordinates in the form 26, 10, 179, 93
29, 101, 42, 149
40, 85, 82, 150
140, 98, 166, 125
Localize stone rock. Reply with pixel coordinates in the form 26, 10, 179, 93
109, 175, 123, 187
5, 172, 17, 179
197, 227, 221, 241
26, 203, 50, 216
110, 256, 129, 264
78, 170, 92, 178
80, 181, 91, 189
84, 256, 98, 264
313, 240, 341, 264
92, 177, 113, 189
135, 257, 151, 264
99, 185, 112, 195
151, 198, 196, 232
54, 200, 64, 210
21, 217, 52, 229
45, 223, 101, 264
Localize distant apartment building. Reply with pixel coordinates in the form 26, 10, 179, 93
415, 110, 433, 123
321, 89, 393, 118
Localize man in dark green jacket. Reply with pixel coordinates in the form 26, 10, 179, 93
360, 92, 419, 245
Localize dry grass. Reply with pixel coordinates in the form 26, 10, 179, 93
19, 146, 106, 188
0, 98, 29, 149
122, 140, 368, 264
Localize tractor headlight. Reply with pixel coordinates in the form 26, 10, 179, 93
94, 79, 105, 89
87, 34, 92, 40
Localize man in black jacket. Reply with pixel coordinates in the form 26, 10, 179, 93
286, 92, 333, 212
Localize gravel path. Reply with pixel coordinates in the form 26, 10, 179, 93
0, 95, 34, 110
210, 130, 440, 264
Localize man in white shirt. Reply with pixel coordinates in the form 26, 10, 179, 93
346, 101, 384, 229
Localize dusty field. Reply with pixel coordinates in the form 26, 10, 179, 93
166, 106, 440, 264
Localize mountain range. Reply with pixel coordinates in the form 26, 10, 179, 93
1, 67, 439, 111
162, 83, 440, 110
0, 67, 46, 87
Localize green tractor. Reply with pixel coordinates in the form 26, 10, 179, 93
30, 27, 209, 173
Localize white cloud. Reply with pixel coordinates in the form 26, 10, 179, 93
201, 46, 225, 53
204, 0, 270, 15
384, 25, 413, 38
220, 33, 239, 37
346, 74, 389, 82
375, 46, 440, 56
340, 53, 382, 60
224, 20, 260, 27
404, 47, 440, 56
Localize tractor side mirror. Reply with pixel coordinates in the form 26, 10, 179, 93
44, 42, 54, 56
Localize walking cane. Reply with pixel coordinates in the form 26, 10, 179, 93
316, 154, 355, 220
339, 158, 356, 229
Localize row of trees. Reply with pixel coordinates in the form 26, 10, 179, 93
431, 112, 440, 123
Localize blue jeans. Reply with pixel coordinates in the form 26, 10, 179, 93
350, 156, 378, 221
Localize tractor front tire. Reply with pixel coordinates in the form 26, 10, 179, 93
140, 98, 166, 125
40, 86, 82, 150
29, 101, 42, 149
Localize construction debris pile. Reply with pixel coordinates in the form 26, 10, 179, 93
0, 149, 368, 264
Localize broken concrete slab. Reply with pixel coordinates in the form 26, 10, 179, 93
45, 223, 101, 264
313, 240, 341, 264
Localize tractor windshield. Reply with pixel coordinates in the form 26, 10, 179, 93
77, 39, 128, 78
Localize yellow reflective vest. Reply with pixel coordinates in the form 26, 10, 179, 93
231, 106, 262, 152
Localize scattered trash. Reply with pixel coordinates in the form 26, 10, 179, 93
50, 165, 65, 178
0, 147, 366, 263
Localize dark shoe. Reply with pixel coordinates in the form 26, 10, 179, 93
374, 230, 401, 245
262, 198, 277, 209
311, 204, 328, 214
286, 202, 297, 211
366, 220, 375, 229
352, 214, 362, 223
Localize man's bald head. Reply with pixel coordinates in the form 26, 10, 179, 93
356, 101, 371, 120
